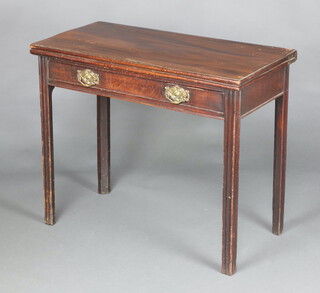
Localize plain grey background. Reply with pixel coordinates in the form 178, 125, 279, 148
1, 0, 319, 292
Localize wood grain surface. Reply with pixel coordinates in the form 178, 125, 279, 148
30, 22, 296, 88
31, 22, 297, 275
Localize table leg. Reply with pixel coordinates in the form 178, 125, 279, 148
221, 91, 241, 275
272, 68, 289, 235
39, 56, 55, 225
97, 95, 111, 194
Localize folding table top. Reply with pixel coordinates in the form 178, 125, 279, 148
30, 21, 297, 87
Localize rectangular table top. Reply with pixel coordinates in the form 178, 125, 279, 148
30, 21, 296, 88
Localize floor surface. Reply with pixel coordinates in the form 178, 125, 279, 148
0, 96, 319, 293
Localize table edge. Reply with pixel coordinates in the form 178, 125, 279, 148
30, 46, 297, 90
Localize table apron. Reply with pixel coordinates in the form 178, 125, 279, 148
241, 66, 286, 117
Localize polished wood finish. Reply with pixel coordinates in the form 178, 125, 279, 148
97, 95, 111, 194
39, 56, 55, 225
272, 66, 289, 235
47, 59, 225, 119
241, 66, 285, 117
222, 90, 241, 275
30, 22, 296, 89
30, 22, 297, 275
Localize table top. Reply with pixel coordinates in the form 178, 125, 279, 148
30, 21, 296, 87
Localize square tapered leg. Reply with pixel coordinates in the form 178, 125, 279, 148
221, 91, 241, 276
272, 67, 289, 235
97, 95, 111, 194
39, 56, 55, 225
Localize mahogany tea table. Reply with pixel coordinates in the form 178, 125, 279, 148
30, 22, 297, 275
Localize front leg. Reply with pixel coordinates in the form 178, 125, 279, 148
272, 67, 289, 235
221, 90, 241, 275
39, 56, 55, 225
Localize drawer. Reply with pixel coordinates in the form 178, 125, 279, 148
48, 60, 224, 118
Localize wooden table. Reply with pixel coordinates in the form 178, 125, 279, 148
30, 22, 297, 275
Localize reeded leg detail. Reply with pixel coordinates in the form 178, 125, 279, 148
272, 67, 289, 235
39, 56, 55, 225
97, 95, 111, 194
221, 90, 241, 276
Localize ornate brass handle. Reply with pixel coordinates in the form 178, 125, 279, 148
77, 69, 99, 87
164, 85, 190, 104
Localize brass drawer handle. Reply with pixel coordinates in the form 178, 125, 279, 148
77, 69, 99, 87
164, 85, 190, 104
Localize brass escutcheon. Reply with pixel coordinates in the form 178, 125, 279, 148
77, 69, 99, 87
164, 85, 190, 104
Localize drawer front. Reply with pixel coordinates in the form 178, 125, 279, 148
48, 60, 224, 118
